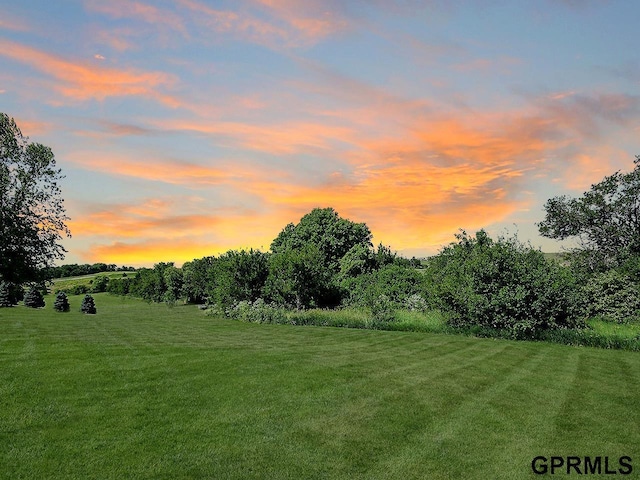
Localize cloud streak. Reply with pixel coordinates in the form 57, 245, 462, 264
0, 38, 178, 104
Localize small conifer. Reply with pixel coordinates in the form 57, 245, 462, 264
80, 294, 97, 314
53, 291, 70, 312
24, 286, 45, 308
0, 281, 13, 307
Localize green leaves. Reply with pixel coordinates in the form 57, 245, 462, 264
424, 230, 584, 335
270, 207, 372, 272
538, 156, 640, 272
0, 113, 70, 284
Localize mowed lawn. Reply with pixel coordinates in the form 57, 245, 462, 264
1, 294, 639, 479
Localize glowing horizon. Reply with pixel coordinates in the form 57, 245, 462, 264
2, 1, 638, 267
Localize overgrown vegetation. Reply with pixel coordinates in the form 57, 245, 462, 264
98, 159, 639, 346
10, 157, 637, 348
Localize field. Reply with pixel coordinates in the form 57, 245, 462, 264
1, 293, 639, 479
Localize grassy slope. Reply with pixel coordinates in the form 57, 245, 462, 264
1, 294, 638, 479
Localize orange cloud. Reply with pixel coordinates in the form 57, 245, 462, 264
84, 0, 187, 35
0, 39, 178, 104
64, 151, 282, 188
252, 0, 349, 42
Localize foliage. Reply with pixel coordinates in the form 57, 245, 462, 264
23, 285, 45, 308
370, 293, 396, 323
338, 243, 377, 278
80, 294, 96, 314
0, 113, 70, 284
341, 263, 426, 308
207, 249, 268, 308
71, 284, 89, 295
582, 269, 640, 323
43, 263, 135, 279
181, 257, 213, 304
405, 293, 429, 313
425, 230, 585, 336
270, 207, 372, 272
539, 156, 640, 273
129, 263, 173, 303
163, 265, 183, 306
91, 275, 109, 293
0, 281, 12, 307
263, 244, 334, 309
53, 291, 70, 312
106, 276, 131, 296
223, 298, 286, 324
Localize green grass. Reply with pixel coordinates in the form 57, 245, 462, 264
50, 272, 132, 293
1, 294, 639, 479
588, 318, 640, 339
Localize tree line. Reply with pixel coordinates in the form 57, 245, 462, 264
2, 112, 639, 338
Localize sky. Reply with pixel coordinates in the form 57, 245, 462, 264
1, 0, 639, 267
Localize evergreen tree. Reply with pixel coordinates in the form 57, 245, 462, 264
53, 291, 70, 312
80, 294, 96, 314
24, 286, 45, 308
0, 281, 12, 307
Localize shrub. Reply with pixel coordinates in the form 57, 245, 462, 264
224, 298, 286, 324
424, 230, 585, 337
71, 284, 89, 295
582, 270, 640, 323
80, 294, 97, 314
24, 286, 45, 308
107, 277, 130, 296
92, 275, 109, 293
342, 263, 426, 308
405, 293, 428, 313
53, 291, 70, 312
370, 293, 396, 324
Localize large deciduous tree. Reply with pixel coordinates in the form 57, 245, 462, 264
270, 207, 372, 272
538, 156, 640, 273
0, 113, 70, 283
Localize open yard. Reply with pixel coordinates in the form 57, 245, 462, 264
1, 293, 638, 479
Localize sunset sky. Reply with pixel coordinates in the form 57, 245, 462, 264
2, 0, 639, 266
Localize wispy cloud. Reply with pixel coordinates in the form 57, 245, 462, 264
84, 0, 187, 35
0, 38, 178, 105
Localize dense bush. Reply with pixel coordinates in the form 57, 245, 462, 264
222, 298, 286, 324
405, 293, 429, 313
24, 286, 45, 308
53, 291, 70, 312
208, 250, 268, 308
582, 270, 640, 323
129, 263, 172, 303
71, 284, 89, 295
264, 245, 336, 309
107, 276, 130, 296
80, 294, 97, 314
370, 293, 396, 323
341, 263, 426, 308
91, 275, 109, 293
181, 257, 214, 304
424, 230, 585, 337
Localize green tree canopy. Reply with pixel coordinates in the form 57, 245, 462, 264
538, 156, 640, 272
208, 249, 269, 308
264, 244, 331, 310
270, 207, 372, 271
0, 113, 70, 283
